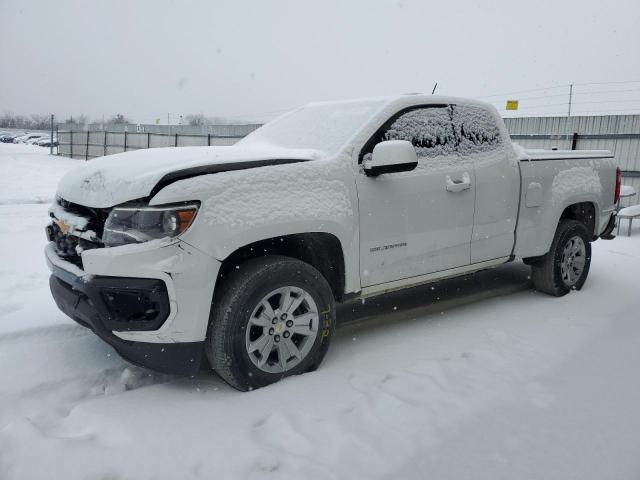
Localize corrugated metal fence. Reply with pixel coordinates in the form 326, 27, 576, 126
504, 114, 640, 206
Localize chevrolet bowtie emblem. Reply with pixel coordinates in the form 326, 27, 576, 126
55, 218, 71, 234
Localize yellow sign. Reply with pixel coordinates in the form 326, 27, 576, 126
506, 100, 519, 111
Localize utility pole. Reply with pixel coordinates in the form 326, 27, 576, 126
167, 113, 170, 125
565, 84, 575, 149
50, 114, 54, 155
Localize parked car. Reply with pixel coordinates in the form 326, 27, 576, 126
35, 136, 58, 147
0, 132, 22, 143
45, 95, 619, 390
25, 135, 48, 145
14, 133, 45, 144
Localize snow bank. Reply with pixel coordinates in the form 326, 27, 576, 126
618, 204, 640, 217
0, 144, 78, 205
0, 144, 82, 335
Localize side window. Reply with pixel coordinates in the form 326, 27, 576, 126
361, 106, 456, 162
452, 105, 502, 155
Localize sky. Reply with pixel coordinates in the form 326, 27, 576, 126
1, 0, 640, 124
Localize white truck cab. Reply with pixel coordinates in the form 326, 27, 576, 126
45, 95, 620, 390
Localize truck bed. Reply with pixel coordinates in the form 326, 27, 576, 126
513, 147, 617, 259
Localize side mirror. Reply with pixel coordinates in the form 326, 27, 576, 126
363, 140, 418, 177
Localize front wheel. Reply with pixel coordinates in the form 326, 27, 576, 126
206, 255, 336, 391
530, 220, 592, 296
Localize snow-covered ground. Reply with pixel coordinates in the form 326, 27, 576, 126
1, 143, 639, 479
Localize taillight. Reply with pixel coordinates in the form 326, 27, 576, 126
614, 167, 621, 204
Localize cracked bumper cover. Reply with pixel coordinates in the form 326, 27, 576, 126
45, 241, 220, 376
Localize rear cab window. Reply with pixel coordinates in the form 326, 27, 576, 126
452, 104, 502, 155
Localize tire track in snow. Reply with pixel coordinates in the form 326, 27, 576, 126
0, 321, 173, 446
0, 323, 90, 345
1, 363, 173, 446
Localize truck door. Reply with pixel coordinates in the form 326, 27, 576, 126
356, 105, 476, 288
451, 105, 520, 263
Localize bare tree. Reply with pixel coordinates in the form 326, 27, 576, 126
185, 113, 207, 126
15, 115, 30, 128
63, 114, 89, 125
107, 114, 130, 125
30, 114, 50, 130
75, 114, 89, 126
0, 112, 17, 128
208, 115, 253, 125
0, 112, 93, 129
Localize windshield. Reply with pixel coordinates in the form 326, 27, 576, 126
237, 99, 386, 154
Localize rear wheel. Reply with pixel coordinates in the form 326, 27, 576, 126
530, 220, 591, 296
206, 255, 335, 391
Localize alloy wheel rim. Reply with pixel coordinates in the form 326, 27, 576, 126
245, 286, 319, 373
560, 235, 586, 287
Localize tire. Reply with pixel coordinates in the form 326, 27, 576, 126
530, 220, 592, 296
206, 255, 336, 391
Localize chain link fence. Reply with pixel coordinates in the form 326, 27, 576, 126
57, 123, 261, 160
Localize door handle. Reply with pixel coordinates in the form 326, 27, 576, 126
445, 172, 471, 193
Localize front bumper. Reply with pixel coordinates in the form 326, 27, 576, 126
45, 240, 220, 375
49, 268, 203, 375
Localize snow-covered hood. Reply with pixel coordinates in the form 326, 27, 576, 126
56, 146, 323, 208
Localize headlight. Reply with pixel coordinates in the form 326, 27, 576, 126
102, 203, 199, 247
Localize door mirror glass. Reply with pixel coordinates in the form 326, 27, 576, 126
363, 140, 418, 177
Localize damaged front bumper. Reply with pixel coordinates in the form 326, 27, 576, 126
45, 240, 219, 376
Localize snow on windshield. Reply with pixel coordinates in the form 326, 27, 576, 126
238, 99, 386, 154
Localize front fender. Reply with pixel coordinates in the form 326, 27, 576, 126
150, 157, 361, 294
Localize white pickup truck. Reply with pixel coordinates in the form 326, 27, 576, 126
46, 95, 620, 390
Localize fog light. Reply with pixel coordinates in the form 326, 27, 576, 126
99, 279, 169, 331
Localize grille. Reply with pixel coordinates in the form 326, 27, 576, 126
50, 222, 83, 267
56, 197, 110, 238
49, 197, 109, 268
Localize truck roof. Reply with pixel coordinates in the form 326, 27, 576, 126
304, 94, 496, 112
